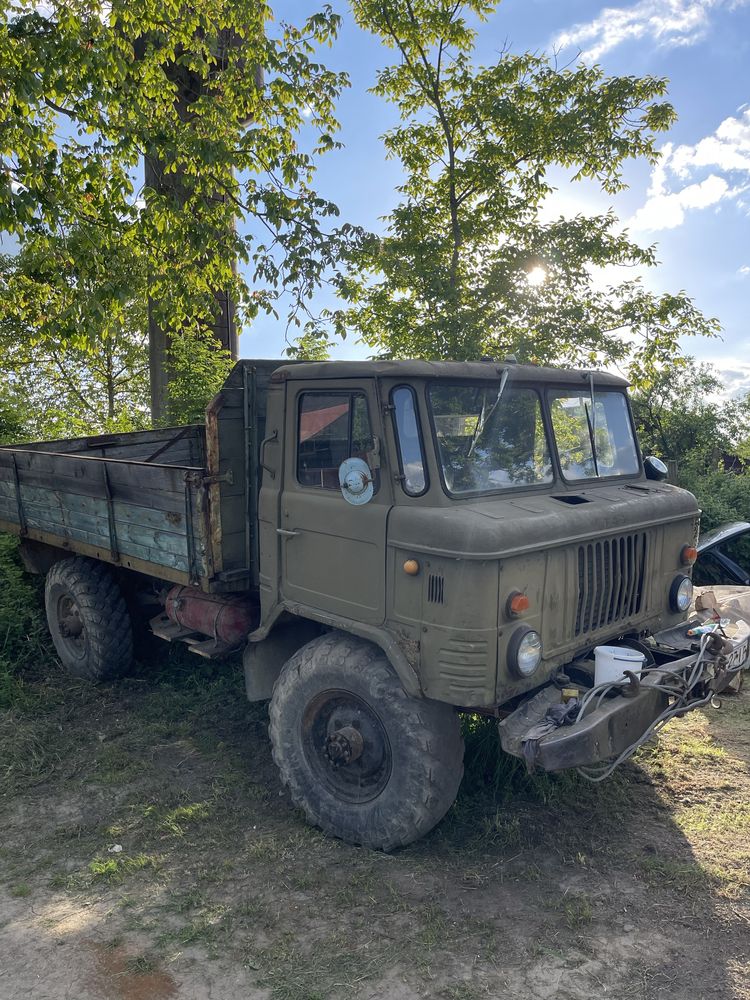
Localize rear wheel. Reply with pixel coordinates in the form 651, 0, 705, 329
269, 632, 464, 850
45, 557, 134, 681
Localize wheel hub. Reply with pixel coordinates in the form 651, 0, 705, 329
58, 596, 84, 641
324, 726, 364, 767
302, 689, 392, 803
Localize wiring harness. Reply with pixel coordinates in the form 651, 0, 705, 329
576, 633, 743, 783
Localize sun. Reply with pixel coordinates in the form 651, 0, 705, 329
526, 265, 548, 287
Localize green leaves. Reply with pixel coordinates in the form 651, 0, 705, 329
629, 354, 750, 492
0, 245, 150, 439
0, 0, 358, 404
341, 1, 709, 370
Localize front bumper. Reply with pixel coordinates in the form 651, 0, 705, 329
499, 632, 749, 775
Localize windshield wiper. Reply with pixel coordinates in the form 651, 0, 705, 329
468, 367, 510, 457
584, 372, 600, 477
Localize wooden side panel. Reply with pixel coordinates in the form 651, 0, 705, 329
0, 359, 297, 593
13, 425, 206, 467
0, 446, 210, 582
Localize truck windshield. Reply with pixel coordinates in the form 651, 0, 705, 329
548, 390, 639, 481
429, 384, 552, 495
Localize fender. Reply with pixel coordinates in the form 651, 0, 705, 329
248, 601, 423, 698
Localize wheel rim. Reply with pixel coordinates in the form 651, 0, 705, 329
56, 593, 87, 660
301, 689, 392, 804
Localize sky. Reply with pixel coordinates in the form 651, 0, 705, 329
244, 1, 750, 397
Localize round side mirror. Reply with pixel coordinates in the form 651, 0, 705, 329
644, 456, 668, 481
338, 458, 374, 506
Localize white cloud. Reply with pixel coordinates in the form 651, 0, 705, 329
629, 109, 750, 231
554, 0, 749, 61
716, 359, 750, 398
669, 112, 750, 176
738, 265, 750, 276
630, 173, 733, 230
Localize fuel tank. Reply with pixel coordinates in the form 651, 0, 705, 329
164, 586, 258, 647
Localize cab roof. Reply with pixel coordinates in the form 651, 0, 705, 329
263, 359, 629, 387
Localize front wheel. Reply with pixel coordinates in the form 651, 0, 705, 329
268, 633, 464, 850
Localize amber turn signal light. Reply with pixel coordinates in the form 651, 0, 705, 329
681, 545, 698, 566
507, 591, 530, 618
403, 559, 420, 576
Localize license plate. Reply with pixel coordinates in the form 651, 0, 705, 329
725, 636, 750, 671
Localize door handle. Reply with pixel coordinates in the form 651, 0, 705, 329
277, 528, 299, 538
260, 430, 278, 478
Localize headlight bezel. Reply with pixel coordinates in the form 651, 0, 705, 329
508, 625, 543, 678
669, 574, 693, 613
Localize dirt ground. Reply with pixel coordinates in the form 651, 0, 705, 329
1, 649, 749, 1000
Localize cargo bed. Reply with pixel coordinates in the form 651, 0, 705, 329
0, 360, 282, 592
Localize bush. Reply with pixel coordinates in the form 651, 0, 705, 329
0, 535, 48, 708
677, 468, 750, 534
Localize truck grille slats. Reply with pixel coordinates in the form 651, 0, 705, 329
575, 533, 647, 636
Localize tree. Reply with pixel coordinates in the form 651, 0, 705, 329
0, 330, 150, 440
628, 352, 750, 471
0, 1, 358, 417
0, 244, 151, 440
329, 0, 718, 365
0, 384, 28, 444
627, 349, 750, 534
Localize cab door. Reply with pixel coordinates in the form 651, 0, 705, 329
279, 380, 391, 624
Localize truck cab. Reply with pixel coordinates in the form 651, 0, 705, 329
256, 360, 699, 708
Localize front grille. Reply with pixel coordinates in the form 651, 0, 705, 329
575, 533, 648, 636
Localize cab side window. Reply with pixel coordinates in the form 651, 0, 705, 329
297, 392, 377, 491
392, 386, 427, 496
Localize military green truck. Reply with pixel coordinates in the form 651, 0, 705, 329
1, 359, 746, 849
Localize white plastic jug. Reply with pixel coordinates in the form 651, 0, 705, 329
594, 645, 646, 687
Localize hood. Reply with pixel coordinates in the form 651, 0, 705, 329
388, 482, 699, 561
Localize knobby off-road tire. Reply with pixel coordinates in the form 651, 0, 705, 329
269, 633, 464, 850
44, 557, 134, 681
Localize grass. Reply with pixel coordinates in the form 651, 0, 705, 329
50, 853, 163, 891
250, 929, 395, 1000
1, 537, 750, 999
676, 802, 750, 837
638, 856, 714, 894
441, 985, 488, 1000
636, 712, 732, 779
157, 907, 232, 951
0, 536, 49, 710
547, 892, 594, 931
88, 853, 162, 884
125, 953, 158, 975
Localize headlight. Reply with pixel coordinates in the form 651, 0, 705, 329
670, 575, 693, 613
508, 626, 543, 677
